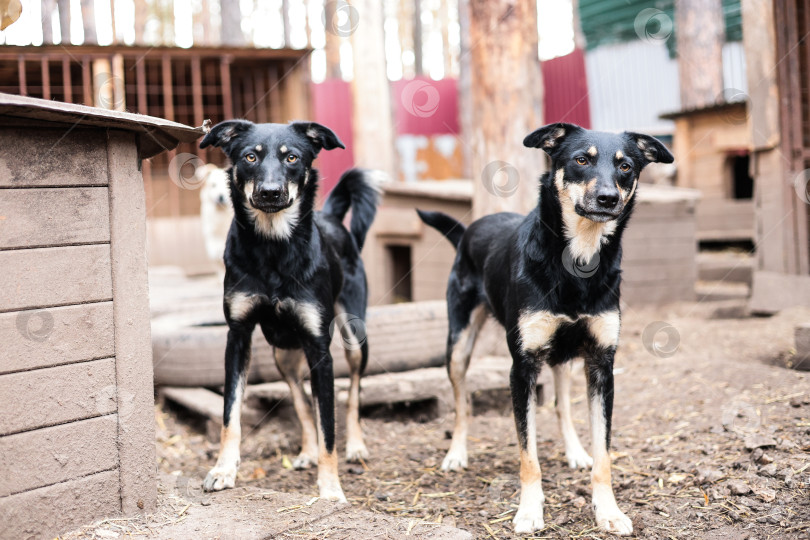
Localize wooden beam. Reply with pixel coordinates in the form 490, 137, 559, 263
61, 57, 72, 102
40, 57, 50, 100
220, 56, 234, 119
17, 56, 26, 96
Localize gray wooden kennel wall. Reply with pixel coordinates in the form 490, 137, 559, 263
0, 93, 200, 539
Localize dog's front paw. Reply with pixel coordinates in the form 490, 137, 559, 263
513, 507, 545, 534
595, 507, 633, 536
203, 464, 237, 492
318, 485, 348, 503
345, 441, 369, 463
440, 449, 467, 471
292, 452, 317, 470
566, 446, 593, 469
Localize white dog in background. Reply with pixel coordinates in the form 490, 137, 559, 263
198, 164, 233, 276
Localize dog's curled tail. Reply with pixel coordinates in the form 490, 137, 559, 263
416, 209, 466, 250
322, 168, 385, 251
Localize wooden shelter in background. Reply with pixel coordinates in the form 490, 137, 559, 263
745, 0, 810, 312
0, 45, 311, 271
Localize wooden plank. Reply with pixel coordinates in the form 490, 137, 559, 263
0, 302, 114, 375
106, 131, 156, 514
0, 358, 117, 435
0, 469, 120, 540
0, 245, 112, 312
0, 128, 109, 187
0, 415, 118, 497
0, 187, 110, 249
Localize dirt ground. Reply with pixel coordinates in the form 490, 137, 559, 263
72, 299, 810, 539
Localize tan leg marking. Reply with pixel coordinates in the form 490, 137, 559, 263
518, 309, 571, 354
275, 348, 319, 470
334, 304, 369, 462
442, 304, 488, 471
513, 393, 545, 534
204, 375, 245, 491
313, 396, 346, 502
552, 363, 592, 469
587, 310, 621, 348
226, 292, 259, 322
589, 393, 633, 535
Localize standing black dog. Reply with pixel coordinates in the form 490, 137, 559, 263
199, 120, 381, 502
417, 123, 673, 535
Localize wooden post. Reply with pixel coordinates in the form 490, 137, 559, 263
674, 0, 724, 109
57, 0, 70, 44
468, 0, 544, 218
106, 130, 157, 514
350, 0, 395, 176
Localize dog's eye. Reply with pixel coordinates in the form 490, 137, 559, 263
620, 163, 631, 172
286, 154, 298, 164
575, 157, 587, 165
245, 153, 257, 163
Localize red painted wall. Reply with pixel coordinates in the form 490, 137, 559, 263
311, 79, 355, 196
391, 77, 459, 135
541, 49, 591, 128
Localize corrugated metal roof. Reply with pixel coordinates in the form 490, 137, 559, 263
579, 0, 742, 52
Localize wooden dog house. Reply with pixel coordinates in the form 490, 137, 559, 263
0, 93, 200, 539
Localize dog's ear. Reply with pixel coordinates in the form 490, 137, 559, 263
290, 121, 345, 154
624, 132, 675, 165
200, 120, 254, 151
523, 123, 585, 154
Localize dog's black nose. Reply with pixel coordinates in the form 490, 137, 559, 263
257, 187, 284, 203
596, 192, 619, 209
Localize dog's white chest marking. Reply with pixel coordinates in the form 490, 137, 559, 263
555, 168, 617, 264
246, 197, 301, 241
518, 309, 621, 353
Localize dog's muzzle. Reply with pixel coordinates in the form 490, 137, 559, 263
250, 186, 293, 213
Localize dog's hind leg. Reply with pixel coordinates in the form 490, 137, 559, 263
585, 312, 632, 535
274, 348, 319, 470
204, 328, 253, 492
333, 304, 369, 462
552, 362, 593, 469
441, 296, 487, 471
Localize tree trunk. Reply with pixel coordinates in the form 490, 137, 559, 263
80, 0, 97, 44
56, 0, 70, 43
220, 0, 244, 46
41, 0, 55, 44
350, 0, 395, 176
675, 0, 724, 109
469, 0, 544, 218
134, 0, 148, 45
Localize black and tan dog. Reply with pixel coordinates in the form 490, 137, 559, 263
418, 123, 673, 535
199, 119, 382, 502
